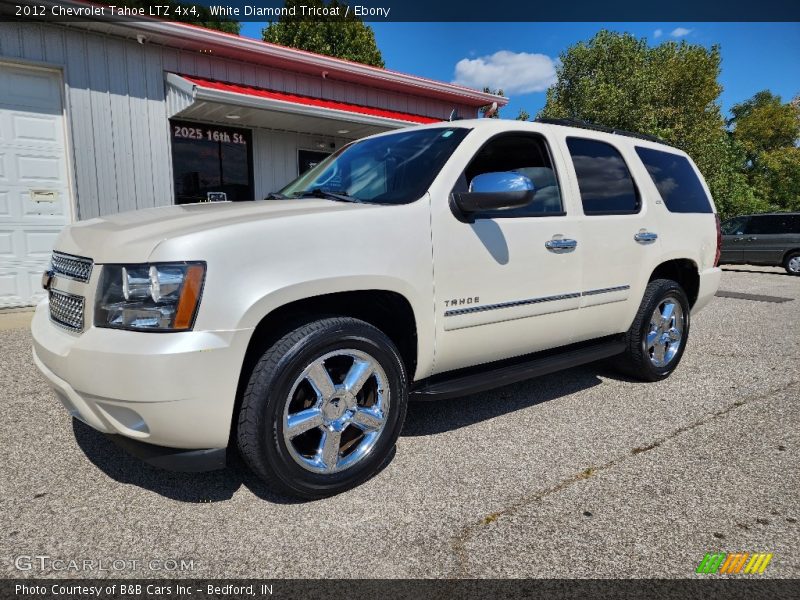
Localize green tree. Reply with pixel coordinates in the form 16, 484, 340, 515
728, 91, 800, 211
538, 30, 751, 218
729, 91, 800, 160
516, 108, 531, 121
263, 0, 384, 67
97, 1, 240, 33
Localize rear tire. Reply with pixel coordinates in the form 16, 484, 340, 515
615, 279, 691, 382
784, 251, 800, 276
237, 317, 408, 499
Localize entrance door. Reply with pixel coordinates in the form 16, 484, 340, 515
170, 120, 253, 203
0, 64, 71, 308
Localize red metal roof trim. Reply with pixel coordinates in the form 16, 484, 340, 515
180, 75, 441, 125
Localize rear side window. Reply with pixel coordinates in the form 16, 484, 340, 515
566, 138, 639, 215
746, 214, 800, 235
635, 147, 712, 214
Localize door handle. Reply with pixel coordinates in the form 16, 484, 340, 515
746, 236, 758, 241
545, 238, 578, 252
733, 237, 744, 242
634, 231, 658, 244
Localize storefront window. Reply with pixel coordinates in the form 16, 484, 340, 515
170, 120, 253, 204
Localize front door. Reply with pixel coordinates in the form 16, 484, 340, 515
720, 216, 749, 264
430, 130, 583, 375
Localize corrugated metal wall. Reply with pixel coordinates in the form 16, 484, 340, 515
0, 22, 477, 220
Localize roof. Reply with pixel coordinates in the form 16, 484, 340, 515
45, 0, 507, 109
175, 74, 440, 125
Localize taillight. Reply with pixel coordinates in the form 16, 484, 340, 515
714, 213, 722, 267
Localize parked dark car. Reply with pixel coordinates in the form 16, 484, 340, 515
719, 212, 800, 275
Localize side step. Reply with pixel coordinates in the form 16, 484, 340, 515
411, 336, 626, 401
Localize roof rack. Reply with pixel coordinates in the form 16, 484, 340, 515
535, 117, 672, 146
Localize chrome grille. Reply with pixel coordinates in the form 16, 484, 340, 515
49, 289, 85, 332
51, 251, 93, 283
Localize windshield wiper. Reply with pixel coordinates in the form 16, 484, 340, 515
265, 192, 288, 199
299, 188, 362, 203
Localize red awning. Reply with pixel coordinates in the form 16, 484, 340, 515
179, 75, 441, 125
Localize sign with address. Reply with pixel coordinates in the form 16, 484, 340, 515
171, 122, 248, 145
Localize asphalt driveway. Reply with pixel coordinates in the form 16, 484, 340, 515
1, 266, 798, 579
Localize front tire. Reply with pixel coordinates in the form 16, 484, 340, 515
784, 251, 800, 276
615, 279, 691, 382
237, 317, 408, 499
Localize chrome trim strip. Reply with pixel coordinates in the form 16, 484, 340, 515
445, 292, 582, 317
444, 285, 630, 317
581, 284, 631, 297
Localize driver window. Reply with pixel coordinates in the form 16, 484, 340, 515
460, 133, 564, 217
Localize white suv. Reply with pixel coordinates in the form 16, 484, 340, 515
32, 118, 722, 498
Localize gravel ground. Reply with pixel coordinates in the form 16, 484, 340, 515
0, 266, 798, 579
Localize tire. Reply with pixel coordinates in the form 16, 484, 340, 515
784, 251, 800, 276
237, 317, 408, 499
614, 279, 691, 382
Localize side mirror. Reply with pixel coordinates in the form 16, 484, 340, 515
451, 172, 535, 222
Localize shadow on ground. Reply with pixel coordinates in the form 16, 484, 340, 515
402, 363, 611, 437
73, 362, 615, 503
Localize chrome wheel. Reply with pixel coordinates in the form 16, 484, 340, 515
646, 298, 685, 368
788, 255, 800, 274
282, 349, 390, 474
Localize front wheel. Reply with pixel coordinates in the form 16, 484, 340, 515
237, 317, 408, 499
614, 279, 691, 382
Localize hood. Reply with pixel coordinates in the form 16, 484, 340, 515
55, 199, 370, 263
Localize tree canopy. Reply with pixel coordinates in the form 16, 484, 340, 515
729, 91, 800, 212
262, 0, 384, 67
537, 30, 799, 218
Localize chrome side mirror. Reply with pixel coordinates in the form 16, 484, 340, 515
451, 172, 535, 222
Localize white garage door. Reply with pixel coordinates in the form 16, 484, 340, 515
0, 64, 71, 308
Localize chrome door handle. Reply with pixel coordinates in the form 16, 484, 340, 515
634, 231, 658, 244
545, 238, 578, 252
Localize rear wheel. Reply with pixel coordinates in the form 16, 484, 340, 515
784, 251, 800, 276
237, 317, 408, 499
615, 279, 690, 382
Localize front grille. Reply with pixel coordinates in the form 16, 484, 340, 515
49, 289, 85, 332
51, 251, 93, 283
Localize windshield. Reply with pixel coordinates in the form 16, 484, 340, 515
279, 127, 471, 204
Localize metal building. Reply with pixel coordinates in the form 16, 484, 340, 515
0, 8, 504, 307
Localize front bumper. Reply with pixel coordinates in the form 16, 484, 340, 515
31, 302, 253, 453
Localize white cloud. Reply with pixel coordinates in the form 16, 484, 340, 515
670, 27, 692, 37
452, 50, 557, 95
653, 29, 663, 38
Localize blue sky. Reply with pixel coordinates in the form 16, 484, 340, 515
239, 22, 800, 119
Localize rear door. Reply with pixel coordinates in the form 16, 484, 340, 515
558, 135, 661, 341
742, 214, 798, 265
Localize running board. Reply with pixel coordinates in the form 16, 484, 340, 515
411, 336, 626, 401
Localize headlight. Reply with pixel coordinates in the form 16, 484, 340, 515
94, 262, 205, 331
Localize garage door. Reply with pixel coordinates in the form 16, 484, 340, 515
0, 64, 71, 308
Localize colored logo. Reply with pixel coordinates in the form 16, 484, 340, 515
696, 552, 773, 574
